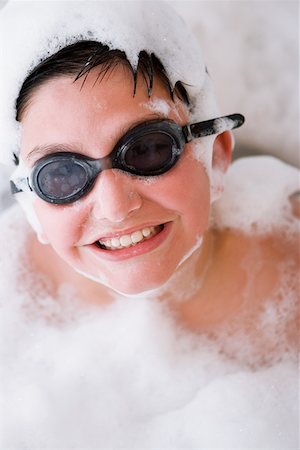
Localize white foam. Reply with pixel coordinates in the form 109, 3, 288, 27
0, 164, 13, 211
0, 205, 298, 448
0, 1, 220, 168
142, 98, 171, 117
210, 167, 226, 203
9, 156, 46, 240
212, 156, 300, 234
191, 135, 215, 181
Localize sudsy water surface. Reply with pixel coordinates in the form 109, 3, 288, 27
0, 156, 298, 449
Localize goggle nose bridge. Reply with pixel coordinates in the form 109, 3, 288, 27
85, 145, 132, 178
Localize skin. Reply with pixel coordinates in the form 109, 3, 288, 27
20, 65, 231, 297
19, 65, 299, 357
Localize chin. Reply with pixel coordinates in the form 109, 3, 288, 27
74, 265, 174, 297
107, 275, 172, 297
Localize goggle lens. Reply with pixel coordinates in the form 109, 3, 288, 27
123, 132, 176, 173
37, 159, 88, 200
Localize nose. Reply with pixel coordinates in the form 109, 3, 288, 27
91, 170, 143, 222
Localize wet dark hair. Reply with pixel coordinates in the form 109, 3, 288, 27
16, 40, 190, 121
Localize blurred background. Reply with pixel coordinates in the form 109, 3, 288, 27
171, 0, 299, 166
0, 0, 299, 212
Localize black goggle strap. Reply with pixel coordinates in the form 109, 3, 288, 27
10, 180, 23, 194
10, 177, 33, 194
10, 154, 33, 195
182, 113, 245, 142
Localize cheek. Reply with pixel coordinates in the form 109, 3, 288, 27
180, 178, 210, 235
154, 157, 210, 228
33, 200, 82, 249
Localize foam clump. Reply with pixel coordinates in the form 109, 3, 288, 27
212, 155, 300, 234
0, 1, 211, 166
0, 202, 298, 448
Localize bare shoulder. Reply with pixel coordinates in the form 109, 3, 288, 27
212, 155, 299, 287
216, 225, 299, 363
201, 156, 299, 360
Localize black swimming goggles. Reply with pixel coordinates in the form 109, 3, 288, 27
11, 114, 245, 205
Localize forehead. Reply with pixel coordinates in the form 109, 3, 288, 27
20, 66, 189, 162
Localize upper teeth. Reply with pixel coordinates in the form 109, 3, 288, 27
98, 226, 158, 250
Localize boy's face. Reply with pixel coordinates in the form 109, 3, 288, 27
19, 66, 212, 294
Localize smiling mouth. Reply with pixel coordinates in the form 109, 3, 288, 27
94, 224, 165, 251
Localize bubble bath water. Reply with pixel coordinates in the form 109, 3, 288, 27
0, 156, 299, 449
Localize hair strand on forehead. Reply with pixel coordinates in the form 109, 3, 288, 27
16, 40, 190, 122
135, 51, 154, 97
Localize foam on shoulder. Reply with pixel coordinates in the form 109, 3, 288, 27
212, 156, 299, 234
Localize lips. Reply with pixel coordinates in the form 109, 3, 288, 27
87, 222, 171, 261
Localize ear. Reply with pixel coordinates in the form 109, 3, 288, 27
212, 131, 232, 173
210, 131, 233, 203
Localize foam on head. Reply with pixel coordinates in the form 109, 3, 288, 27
0, 0, 219, 168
